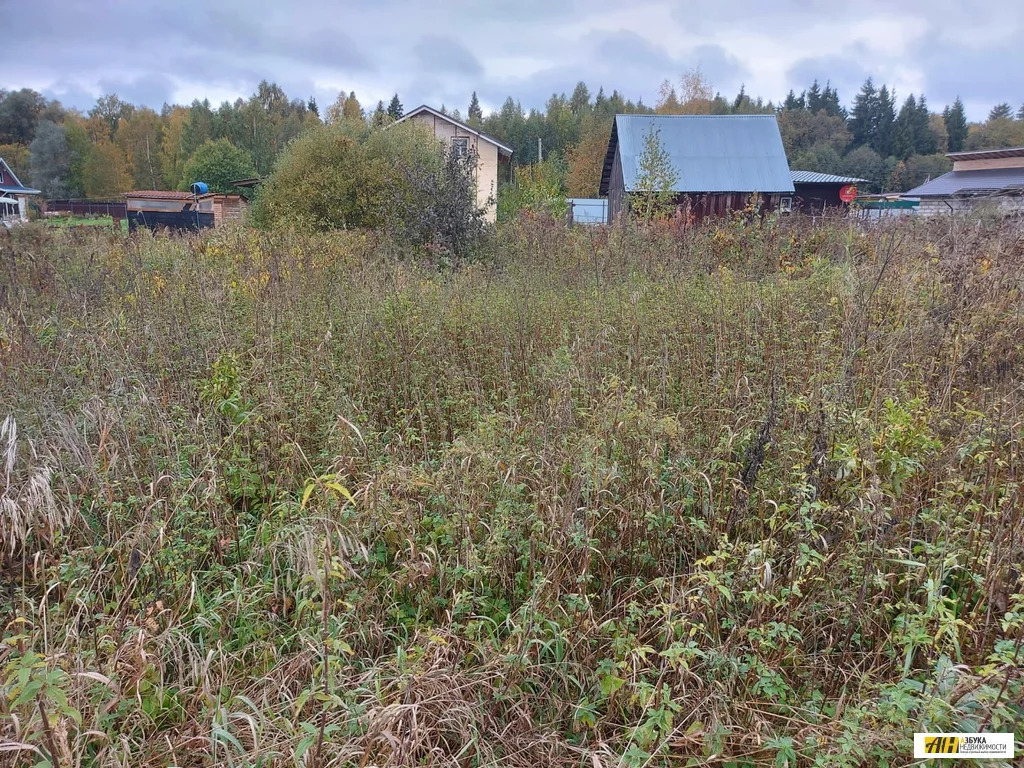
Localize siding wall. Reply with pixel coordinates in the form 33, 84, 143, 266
408, 113, 500, 222
606, 147, 626, 222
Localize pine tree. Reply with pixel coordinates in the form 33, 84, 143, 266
307, 97, 319, 119
806, 80, 823, 112
372, 100, 387, 127
467, 92, 483, 125
988, 103, 1013, 121
944, 98, 968, 152
1018, 104, 1024, 121
892, 95, 917, 160
874, 86, 896, 156
783, 90, 805, 111
387, 94, 403, 121
569, 82, 591, 116
913, 95, 937, 155
820, 82, 845, 119
849, 78, 878, 147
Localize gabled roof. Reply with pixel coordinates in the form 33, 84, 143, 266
791, 170, 867, 184
396, 105, 514, 157
904, 168, 1024, 197
0, 157, 41, 195
600, 114, 794, 196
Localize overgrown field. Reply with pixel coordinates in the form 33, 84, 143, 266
1, 216, 1022, 767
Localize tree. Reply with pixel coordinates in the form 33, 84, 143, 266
569, 82, 591, 116
783, 90, 806, 111
631, 126, 677, 221
89, 94, 134, 140
891, 95, 919, 160
498, 156, 566, 221
1018, 104, 1024, 121
848, 78, 878, 148
0, 143, 30, 182
371, 100, 388, 127
29, 120, 72, 197
841, 146, 887, 192
387, 94, 404, 121
565, 117, 611, 197
657, 68, 713, 115
307, 97, 319, 119
874, 85, 896, 155
777, 109, 850, 156
83, 140, 130, 197
117, 108, 164, 189
988, 103, 1013, 121
944, 98, 968, 152
0, 88, 48, 144
342, 92, 364, 123
179, 138, 256, 193
467, 92, 483, 125
789, 142, 843, 175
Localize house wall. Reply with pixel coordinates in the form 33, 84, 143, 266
407, 113, 500, 222
606, 146, 626, 222
952, 157, 1024, 172
917, 196, 1024, 216
793, 183, 845, 211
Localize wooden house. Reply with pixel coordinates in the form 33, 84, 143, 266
394, 105, 514, 222
0, 157, 40, 225
599, 114, 794, 223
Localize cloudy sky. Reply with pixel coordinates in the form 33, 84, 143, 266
4, 0, 1021, 120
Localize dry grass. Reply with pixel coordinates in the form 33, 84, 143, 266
0, 214, 1022, 767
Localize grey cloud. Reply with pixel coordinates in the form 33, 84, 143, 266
413, 36, 484, 76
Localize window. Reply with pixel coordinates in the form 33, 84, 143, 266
779, 196, 793, 213
451, 137, 469, 158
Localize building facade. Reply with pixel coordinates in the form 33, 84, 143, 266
599, 114, 795, 224
0, 157, 40, 225
903, 146, 1024, 216
396, 105, 513, 223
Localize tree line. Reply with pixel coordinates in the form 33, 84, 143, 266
1, 72, 1022, 201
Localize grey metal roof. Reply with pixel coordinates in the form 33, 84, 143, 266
946, 146, 1024, 161
0, 184, 41, 195
904, 168, 1024, 197
610, 114, 794, 194
790, 170, 866, 184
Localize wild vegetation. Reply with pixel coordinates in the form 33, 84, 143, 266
1, 214, 1023, 766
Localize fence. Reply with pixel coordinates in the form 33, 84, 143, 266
46, 200, 128, 219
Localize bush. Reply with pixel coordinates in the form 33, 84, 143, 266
179, 138, 257, 194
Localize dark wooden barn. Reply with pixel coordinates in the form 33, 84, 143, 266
598, 114, 795, 223
790, 171, 866, 212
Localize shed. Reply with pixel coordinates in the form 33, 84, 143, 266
790, 171, 866, 212
598, 114, 794, 223
0, 156, 41, 225
903, 146, 1024, 216
125, 190, 248, 232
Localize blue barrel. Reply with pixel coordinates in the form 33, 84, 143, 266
189, 182, 209, 195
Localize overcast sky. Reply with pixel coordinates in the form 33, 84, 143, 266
4, 0, 1021, 121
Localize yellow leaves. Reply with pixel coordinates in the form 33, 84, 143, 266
301, 473, 356, 509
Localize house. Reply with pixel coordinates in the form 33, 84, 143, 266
125, 190, 247, 232
395, 105, 513, 222
599, 114, 794, 223
790, 171, 867, 212
0, 157, 41, 225
903, 146, 1024, 216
